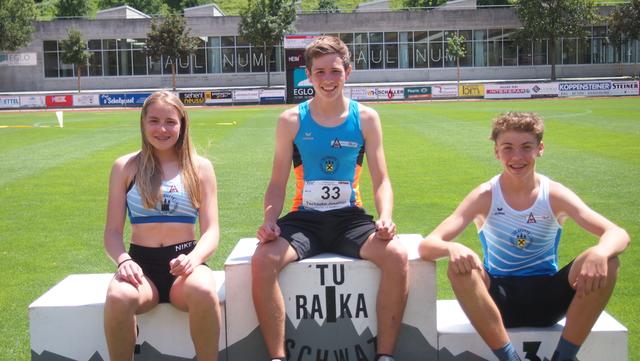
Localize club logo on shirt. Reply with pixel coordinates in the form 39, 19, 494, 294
159, 194, 178, 214
527, 212, 537, 224
510, 228, 532, 249
329, 139, 360, 148
321, 156, 339, 174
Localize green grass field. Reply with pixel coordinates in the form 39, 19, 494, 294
1, 97, 638, 360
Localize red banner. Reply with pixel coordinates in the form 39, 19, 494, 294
45, 95, 73, 107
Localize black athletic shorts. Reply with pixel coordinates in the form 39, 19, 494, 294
488, 261, 576, 328
277, 206, 376, 260
129, 240, 203, 303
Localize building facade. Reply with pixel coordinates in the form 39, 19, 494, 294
1, 6, 638, 92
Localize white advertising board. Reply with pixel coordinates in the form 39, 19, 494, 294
484, 83, 532, 99
19, 95, 46, 108
431, 84, 458, 98
611, 80, 639, 96
350, 87, 378, 100
73, 94, 100, 107
0, 96, 20, 108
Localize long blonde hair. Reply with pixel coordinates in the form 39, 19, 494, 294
135, 91, 201, 209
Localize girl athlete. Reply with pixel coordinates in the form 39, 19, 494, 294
103, 91, 221, 361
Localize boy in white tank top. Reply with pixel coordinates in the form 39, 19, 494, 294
419, 112, 629, 361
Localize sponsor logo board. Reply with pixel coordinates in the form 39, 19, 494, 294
404, 86, 432, 100
45, 95, 73, 107
611, 80, 639, 96
233, 89, 260, 103
431, 84, 458, 98
376, 87, 404, 100
99, 93, 150, 106
559, 81, 612, 97
0, 52, 37, 66
260, 89, 285, 104
459, 84, 485, 98
484, 83, 532, 99
73, 94, 100, 107
179, 91, 206, 105
0, 96, 20, 108
530, 82, 559, 98
206, 90, 233, 104
350, 87, 378, 100
19, 95, 45, 108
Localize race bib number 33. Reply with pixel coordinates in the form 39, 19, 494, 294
302, 180, 352, 211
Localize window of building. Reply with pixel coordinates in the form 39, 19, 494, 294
429, 30, 444, 67
533, 40, 547, 65
473, 30, 487, 67
488, 29, 502, 66
562, 38, 577, 64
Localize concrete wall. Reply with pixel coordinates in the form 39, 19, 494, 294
0, 8, 632, 93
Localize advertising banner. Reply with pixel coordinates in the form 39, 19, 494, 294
484, 83, 532, 99
404, 86, 432, 100
232, 89, 260, 103
72, 94, 100, 107
376, 87, 404, 100
0, 52, 37, 66
206, 90, 233, 105
180, 91, 206, 105
45, 95, 73, 108
558, 81, 612, 97
459, 84, 485, 98
284, 35, 318, 104
431, 84, 458, 98
350, 87, 377, 101
260, 89, 285, 104
0, 96, 20, 108
99, 93, 150, 107
611, 80, 639, 96
529, 82, 559, 98
19, 95, 45, 108
285, 48, 315, 104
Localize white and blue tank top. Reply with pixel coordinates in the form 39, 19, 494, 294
479, 174, 562, 276
126, 173, 198, 224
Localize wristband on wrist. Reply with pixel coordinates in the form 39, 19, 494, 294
117, 258, 133, 268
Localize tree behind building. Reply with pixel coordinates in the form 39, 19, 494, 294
59, 26, 93, 93
608, 0, 640, 77
515, 0, 599, 80
239, 0, 296, 87
56, 0, 91, 18
145, 12, 198, 90
0, 0, 37, 51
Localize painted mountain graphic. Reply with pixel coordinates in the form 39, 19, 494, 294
226, 316, 437, 361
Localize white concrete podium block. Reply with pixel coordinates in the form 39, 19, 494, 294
437, 299, 628, 361
29, 272, 227, 361
224, 234, 437, 361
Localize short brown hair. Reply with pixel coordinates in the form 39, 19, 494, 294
304, 35, 351, 71
490, 112, 544, 144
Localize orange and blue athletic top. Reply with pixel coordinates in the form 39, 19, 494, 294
291, 99, 365, 212
126, 174, 198, 224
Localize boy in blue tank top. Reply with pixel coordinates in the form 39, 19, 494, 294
419, 112, 629, 361
252, 36, 408, 361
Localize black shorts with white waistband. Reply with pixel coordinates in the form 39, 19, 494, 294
488, 261, 576, 328
277, 206, 376, 260
129, 240, 205, 303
